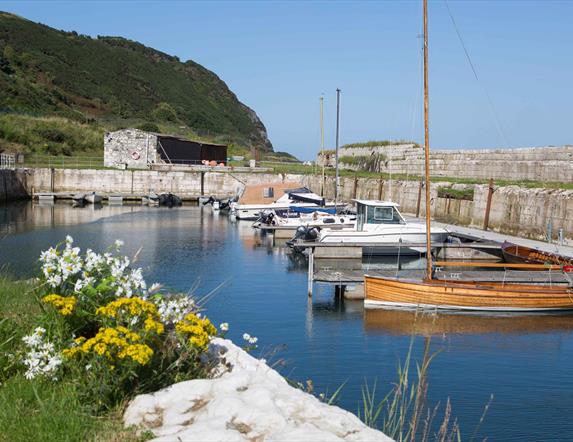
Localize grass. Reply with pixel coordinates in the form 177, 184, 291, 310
342, 140, 420, 149
0, 275, 141, 441
437, 186, 475, 201
357, 337, 491, 441
0, 114, 104, 156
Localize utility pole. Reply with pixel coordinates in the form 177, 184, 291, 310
320, 95, 325, 196
334, 88, 341, 212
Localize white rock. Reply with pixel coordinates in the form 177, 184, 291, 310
124, 338, 392, 441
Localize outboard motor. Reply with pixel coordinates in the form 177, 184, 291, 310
286, 226, 319, 249
258, 211, 275, 226
203, 196, 216, 206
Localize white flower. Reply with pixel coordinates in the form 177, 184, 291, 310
243, 333, 251, 341
148, 282, 162, 294
249, 336, 258, 344
219, 323, 229, 332
114, 239, 124, 249
21, 329, 61, 380
65, 235, 73, 244
85, 364, 92, 371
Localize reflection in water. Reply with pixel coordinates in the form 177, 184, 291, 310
364, 308, 573, 336
2, 203, 573, 441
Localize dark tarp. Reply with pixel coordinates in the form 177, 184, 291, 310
157, 136, 227, 165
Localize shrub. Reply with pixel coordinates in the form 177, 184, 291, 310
151, 102, 179, 123
12, 237, 219, 412
136, 122, 160, 133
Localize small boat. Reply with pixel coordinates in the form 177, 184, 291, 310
317, 200, 449, 255
230, 183, 343, 220
254, 209, 356, 230
85, 192, 103, 204
502, 241, 573, 266
365, 273, 573, 312
158, 193, 182, 208
72, 193, 86, 203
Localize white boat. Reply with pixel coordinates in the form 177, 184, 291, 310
85, 192, 103, 204
231, 184, 342, 220
318, 200, 449, 255
254, 209, 356, 230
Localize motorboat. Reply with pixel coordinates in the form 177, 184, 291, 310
85, 192, 103, 204
317, 200, 450, 255
231, 183, 342, 220
254, 208, 356, 230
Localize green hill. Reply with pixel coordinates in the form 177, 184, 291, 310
0, 11, 273, 154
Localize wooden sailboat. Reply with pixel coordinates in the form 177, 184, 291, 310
501, 241, 573, 266
364, 0, 573, 312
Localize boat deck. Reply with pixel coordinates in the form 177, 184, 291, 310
314, 268, 572, 285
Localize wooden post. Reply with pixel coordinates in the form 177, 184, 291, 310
377, 176, 384, 200
416, 180, 423, 217
307, 249, 314, 297
353, 174, 358, 199
200, 171, 205, 196
483, 178, 494, 231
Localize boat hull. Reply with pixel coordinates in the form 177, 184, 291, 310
320, 231, 449, 256
501, 241, 573, 266
85, 194, 102, 204
364, 275, 573, 312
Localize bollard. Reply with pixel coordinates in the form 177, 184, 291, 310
483, 178, 494, 231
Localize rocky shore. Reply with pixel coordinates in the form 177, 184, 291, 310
124, 338, 392, 441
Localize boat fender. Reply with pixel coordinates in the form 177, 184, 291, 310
131, 151, 140, 160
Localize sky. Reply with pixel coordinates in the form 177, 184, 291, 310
1, 0, 572, 159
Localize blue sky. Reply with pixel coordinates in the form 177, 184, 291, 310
2, 0, 572, 159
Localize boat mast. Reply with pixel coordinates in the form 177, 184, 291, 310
423, 0, 432, 279
334, 88, 341, 213
320, 95, 325, 196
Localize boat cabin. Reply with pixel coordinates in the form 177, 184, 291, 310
355, 200, 406, 231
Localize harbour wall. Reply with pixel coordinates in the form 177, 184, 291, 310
318, 145, 573, 182
0, 167, 571, 242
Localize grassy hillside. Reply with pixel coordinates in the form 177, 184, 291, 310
0, 11, 273, 154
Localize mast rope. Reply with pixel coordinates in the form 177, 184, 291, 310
443, 0, 510, 148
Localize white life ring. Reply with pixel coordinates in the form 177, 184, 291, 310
131, 151, 140, 160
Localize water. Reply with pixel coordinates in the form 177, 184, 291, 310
2, 202, 573, 441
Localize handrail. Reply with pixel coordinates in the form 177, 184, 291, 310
433, 261, 562, 270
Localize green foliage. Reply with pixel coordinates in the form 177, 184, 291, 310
342, 140, 420, 149
0, 114, 103, 155
151, 102, 179, 123
263, 150, 300, 162
0, 276, 144, 441
136, 122, 160, 133
437, 186, 475, 201
0, 12, 273, 152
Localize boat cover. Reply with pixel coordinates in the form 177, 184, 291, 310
291, 206, 336, 214
288, 192, 325, 206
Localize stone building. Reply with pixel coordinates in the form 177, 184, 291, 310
104, 128, 227, 169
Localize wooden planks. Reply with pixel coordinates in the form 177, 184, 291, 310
365, 275, 573, 311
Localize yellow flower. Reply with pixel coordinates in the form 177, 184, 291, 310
42, 294, 76, 316
96, 297, 164, 334
67, 327, 153, 366
175, 313, 216, 351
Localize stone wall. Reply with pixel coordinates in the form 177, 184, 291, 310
298, 174, 572, 242
319, 145, 573, 182
1, 167, 571, 242
0, 169, 32, 203
104, 128, 159, 169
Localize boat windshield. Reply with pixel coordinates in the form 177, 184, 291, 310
367, 206, 405, 224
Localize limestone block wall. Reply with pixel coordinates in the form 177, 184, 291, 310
104, 128, 159, 169
319, 145, 573, 182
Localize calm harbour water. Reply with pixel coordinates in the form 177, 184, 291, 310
1, 202, 573, 441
